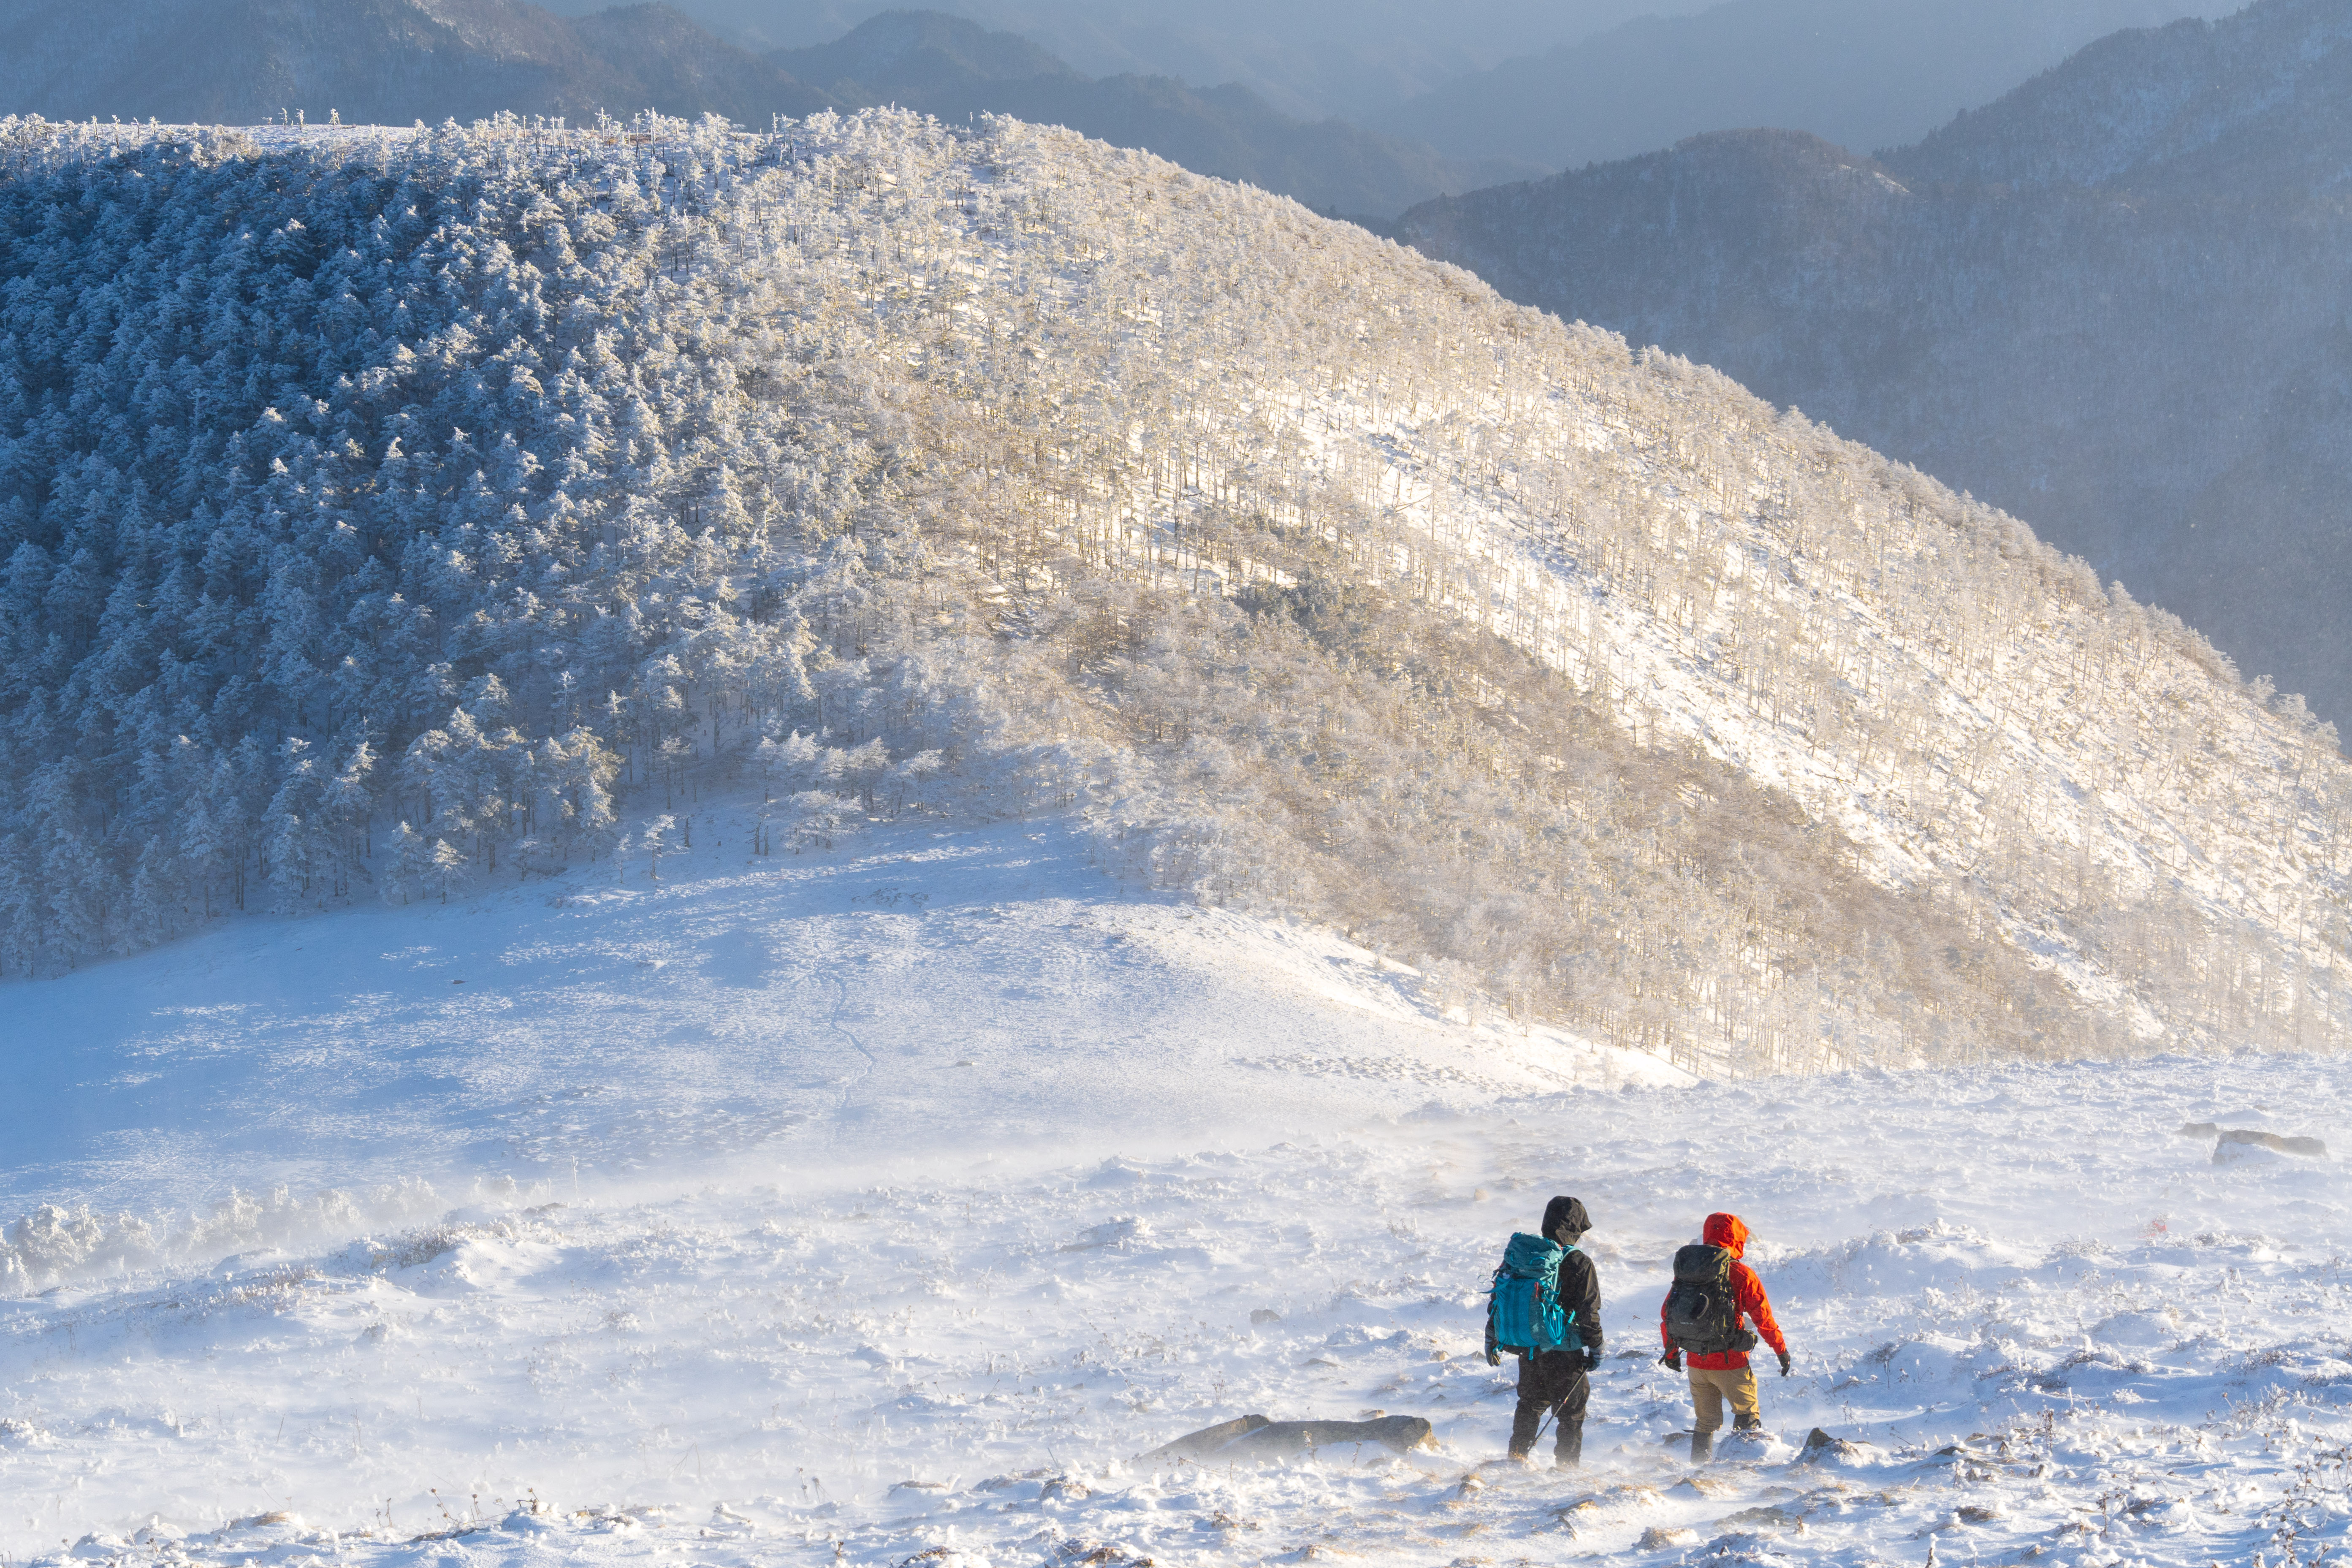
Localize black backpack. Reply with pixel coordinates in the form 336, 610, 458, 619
1663, 1243, 1758, 1356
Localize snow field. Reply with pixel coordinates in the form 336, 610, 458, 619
1, 808, 1668, 1235
4, 801, 2351, 1566
6, 1058, 2351, 1568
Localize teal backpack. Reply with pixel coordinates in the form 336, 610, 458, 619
1487, 1232, 1581, 1354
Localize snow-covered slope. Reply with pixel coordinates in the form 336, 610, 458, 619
3, 816, 2349, 1568
1, 804, 1670, 1243
6, 111, 2348, 1073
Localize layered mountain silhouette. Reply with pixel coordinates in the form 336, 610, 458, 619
1384, 0, 2231, 173
771, 11, 1537, 217
1895, 0, 2352, 190
546, 0, 1667, 122
1400, 0, 2352, 726
0, 0, 1526, 219
0, 0, 832, 126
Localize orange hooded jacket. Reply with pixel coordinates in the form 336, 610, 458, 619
1658, 1212, 1788, 1372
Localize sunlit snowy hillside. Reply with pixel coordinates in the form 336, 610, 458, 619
5, 110, 2349, 1072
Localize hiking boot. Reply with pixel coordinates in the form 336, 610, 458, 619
1690, 1430, 1713, 1463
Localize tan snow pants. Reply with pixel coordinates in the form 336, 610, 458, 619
1687, 1366, 1762, 1435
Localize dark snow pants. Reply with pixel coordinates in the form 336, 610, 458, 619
1509, 1349, 1589, 1464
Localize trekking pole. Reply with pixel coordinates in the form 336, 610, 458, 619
1529, 1389, 1573, 1454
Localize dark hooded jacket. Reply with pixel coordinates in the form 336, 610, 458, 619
1485, 1196, 1604, 1362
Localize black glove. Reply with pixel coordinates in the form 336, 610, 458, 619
1583, 1351, 1604, 1373
1485, 1349, 1500, 1367
1660, 1349, 1682, 1372
1777, 1350, 1792, 1378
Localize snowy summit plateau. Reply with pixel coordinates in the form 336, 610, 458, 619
0, 103, 2350, 1568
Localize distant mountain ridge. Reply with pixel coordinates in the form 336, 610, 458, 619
1398, 0, 2352, 727
0, 0, 1527, 219
1384, 0, 2234, 172
0, 0, 832, 125
771, 11, 1538, 218
772, 6, 1072, 88
538, 0, 1687, 122
1893, 0, 2352, 190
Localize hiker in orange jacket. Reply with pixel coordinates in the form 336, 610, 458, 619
1657, 1212, 1789, 1462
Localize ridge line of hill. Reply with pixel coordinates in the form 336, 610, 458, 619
4, 111, 2347, 1073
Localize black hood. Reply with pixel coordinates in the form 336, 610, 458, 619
1541, 1196, 1590, 1240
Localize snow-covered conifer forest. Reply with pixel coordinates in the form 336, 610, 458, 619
3, 109, 2349, 1074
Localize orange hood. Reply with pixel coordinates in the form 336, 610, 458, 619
1702, 1212, 1749, 1257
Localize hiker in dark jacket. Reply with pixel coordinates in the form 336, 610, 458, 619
1484, 1195, 1604, 1467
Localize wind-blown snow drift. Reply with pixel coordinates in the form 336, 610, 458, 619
4, 796, 2352, 1568
3, 110, 2347, 1073
2, 805, 2349, 1568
